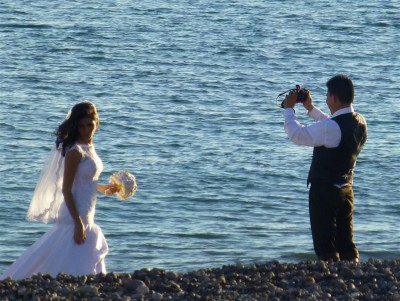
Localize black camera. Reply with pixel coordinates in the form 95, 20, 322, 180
279, 85, 309, 108
295, 85, 308, 103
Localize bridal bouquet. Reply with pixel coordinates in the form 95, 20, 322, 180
109, 171, 138, 200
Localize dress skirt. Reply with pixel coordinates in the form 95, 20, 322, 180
1, 222, 108, 280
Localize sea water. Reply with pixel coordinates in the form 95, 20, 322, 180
0, 0, 399, 273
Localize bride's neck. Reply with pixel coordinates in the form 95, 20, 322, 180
77, 139, 92, 146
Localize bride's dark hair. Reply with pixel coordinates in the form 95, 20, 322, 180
55, 101, 99, 156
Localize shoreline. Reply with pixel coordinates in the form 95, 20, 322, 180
0, 259, 399, 300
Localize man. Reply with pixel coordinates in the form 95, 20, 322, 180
283, 75, 367, 261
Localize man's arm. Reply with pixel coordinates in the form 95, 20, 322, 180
308, 106, 330, 122
284, 109, 315, 146
282, 89, 340, 148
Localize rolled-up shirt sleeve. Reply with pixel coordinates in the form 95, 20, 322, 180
283, 108, 341, 148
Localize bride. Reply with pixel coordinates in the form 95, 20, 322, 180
1, 101, 119, 280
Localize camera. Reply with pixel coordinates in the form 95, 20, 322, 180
279, 85, 309, 108
295, 85, 308, 103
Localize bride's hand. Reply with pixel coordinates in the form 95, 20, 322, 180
105, 184, 120, 196
74, 220, 86, 244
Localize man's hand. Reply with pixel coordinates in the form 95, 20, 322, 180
302, 90, 314, 112
283, 90, 297, 109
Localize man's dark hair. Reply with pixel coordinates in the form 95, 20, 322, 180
326, 75, 354, 104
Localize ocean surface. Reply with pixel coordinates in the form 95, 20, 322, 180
0, 0, 399, 274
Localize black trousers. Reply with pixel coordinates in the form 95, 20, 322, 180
309, 183, 358, 261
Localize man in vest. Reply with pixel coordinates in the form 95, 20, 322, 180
282, 75, 367, 261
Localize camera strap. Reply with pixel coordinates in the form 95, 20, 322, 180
275, 88, 295, 108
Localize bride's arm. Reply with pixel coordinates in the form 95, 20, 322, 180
98, 183, 120, 195
63, 150, 86, 245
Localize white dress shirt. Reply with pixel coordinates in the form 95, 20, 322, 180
283, 106, 355, 148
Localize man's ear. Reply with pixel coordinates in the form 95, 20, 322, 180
332, 94, 340, 104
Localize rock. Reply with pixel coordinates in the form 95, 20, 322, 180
17, 286, 29, 296
106, 272, 119, 282
77, 285, 99, 296
109, 291, 123, 300
1, 259, 400, 300
340, 267, 356, 279
79, 275, 88, 284
152, 292, 163, 301
136, 284, 150, 296
332, 278, 347, 291
124, 279, 146, 291
166, 271, 178, 280
355, 268, 364, 277
58, 287, 73, 296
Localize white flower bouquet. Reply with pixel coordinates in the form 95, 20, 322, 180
109, 171, 138, 200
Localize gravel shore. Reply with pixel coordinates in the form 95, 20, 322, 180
1, 259, 399, 300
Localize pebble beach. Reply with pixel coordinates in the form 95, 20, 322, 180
1, 259, 399, 301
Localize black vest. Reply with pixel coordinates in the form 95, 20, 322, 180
307, 112, 367, 185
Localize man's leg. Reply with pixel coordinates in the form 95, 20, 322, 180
336, 185, 359, 261
309, 184, 340, 261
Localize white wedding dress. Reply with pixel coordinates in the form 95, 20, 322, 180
1, 144, 108, 280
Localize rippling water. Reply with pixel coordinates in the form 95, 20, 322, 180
0, 0, 399, 274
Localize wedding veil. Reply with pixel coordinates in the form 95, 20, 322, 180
26, 145, 65, 223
